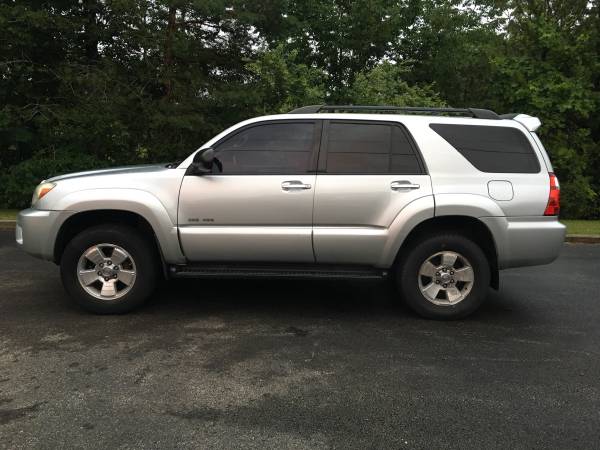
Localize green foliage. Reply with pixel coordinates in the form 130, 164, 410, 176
244, 52, 443, 113
398, 0, 505, 108
246, 45, 326, 114
0, 154, 103, 208
487, 0, 599, 218
0, 0, 598, 217
0, 210, 18, 220
350, 62, 445, 107
271, 0, 422, 101
561, 220, 600, 236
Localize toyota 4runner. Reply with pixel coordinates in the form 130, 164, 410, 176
16, 105, 566, 319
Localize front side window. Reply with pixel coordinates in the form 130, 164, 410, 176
429, 123, 540, 173
214, 122, 316, 174
324, 122, 424, 174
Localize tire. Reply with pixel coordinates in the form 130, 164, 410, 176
60, 224, 159, 314
396, 233, 490, 320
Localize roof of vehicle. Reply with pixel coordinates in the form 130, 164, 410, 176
285, 105, 541, 131
288, 105, 501, 120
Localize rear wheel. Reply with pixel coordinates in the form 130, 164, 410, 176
60, 225, 159, 314
397, 234, 490, 320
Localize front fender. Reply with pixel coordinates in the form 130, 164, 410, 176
53, 188, 185, 264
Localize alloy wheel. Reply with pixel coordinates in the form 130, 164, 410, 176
76, 243, 137, 300
417, 251, 474, 306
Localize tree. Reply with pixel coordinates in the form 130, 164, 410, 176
0, 0, 598, 216
246, 44, 326, 114
350, 62, 445, 106
272, 0, 422, 101
488, 0, 598, 218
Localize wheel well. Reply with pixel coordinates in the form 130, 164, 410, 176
398, 216, 499, 289
54, 210, 165, 274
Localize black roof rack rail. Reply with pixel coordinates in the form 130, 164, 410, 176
287, 105, 324, 114
288, 105, 500, 120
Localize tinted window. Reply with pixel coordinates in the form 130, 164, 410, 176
325, 122, 423, 174
214, 122, 316, 174
429, 124, 540, 173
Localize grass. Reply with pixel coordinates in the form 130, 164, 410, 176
0, 209, 598, 235
0, 209, 18, 220
561, 220, 600, 236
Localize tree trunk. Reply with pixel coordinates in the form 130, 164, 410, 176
163, 6, 177, 99
83, 0, 100, 62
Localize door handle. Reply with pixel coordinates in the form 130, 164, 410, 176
282, 180, 312, 191
391, 180, 420, 191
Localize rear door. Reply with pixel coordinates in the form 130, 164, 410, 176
178, 120, 321, 262
313, 120, 432, 265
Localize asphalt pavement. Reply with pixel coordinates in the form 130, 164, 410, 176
1, 229, 599, 449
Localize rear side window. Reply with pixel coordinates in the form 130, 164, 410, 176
214, 122, 316, 174
325, 122, 424, 174
429, 124, 540, 173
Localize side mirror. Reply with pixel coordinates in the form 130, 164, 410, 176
196, 147, 215, 165
186, 148, 215, 175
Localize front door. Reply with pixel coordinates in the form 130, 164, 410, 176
178, 120, 321, 262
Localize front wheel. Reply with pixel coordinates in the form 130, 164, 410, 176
60, 225, 159, 314
397, 234, 491, 320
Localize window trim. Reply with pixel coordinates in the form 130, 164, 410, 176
429, 123, 542, 174
318, 119, 428, 175
207, 119, 323, 176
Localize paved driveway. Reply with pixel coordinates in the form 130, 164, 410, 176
1, 230, 599, 449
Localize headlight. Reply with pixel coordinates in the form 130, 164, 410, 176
31, 181, 56, 206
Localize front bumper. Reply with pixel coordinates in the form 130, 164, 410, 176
481, 216, 566, 269
16, 208, 75, 262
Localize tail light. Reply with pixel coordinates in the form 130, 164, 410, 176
544, 172, 560, 216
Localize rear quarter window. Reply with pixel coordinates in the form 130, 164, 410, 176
429, 124, 540, 173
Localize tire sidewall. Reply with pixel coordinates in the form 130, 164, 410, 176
398, 234, 490, 320
60, 225, 158, 314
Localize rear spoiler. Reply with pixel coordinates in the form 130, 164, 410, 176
500, 113, 541, 132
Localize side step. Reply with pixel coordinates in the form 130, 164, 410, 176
169, 263, 388, 280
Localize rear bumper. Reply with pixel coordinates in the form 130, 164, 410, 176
16, 208, 75, 261
481, 216, 566, 269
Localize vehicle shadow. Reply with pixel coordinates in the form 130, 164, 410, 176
143, 277, 526, 324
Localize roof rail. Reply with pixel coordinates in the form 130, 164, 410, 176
288, 105, 500, 120
287, 105, 324, 114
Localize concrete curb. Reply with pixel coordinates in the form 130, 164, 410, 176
0, 220, 16, 229
566, 234, 600, 244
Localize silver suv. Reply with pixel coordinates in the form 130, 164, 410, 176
16, 105, 566, 319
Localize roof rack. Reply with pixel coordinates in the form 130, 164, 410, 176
288, 105, 500, 120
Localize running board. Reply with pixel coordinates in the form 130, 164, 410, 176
169, 263, 387, 280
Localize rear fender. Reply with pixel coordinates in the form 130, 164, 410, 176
378, 195, 435, 267
434, 193, 505, 218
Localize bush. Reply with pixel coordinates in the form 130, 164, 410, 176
0, 154, 104, 209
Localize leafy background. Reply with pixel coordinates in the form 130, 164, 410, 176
1, 0, 598, 218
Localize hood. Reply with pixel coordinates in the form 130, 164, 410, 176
47, 164, 168, 183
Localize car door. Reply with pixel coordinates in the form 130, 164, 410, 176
178, 120, 321, 262
313, 119, 432, 265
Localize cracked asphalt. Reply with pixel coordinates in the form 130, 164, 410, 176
1, 229, 599, 449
